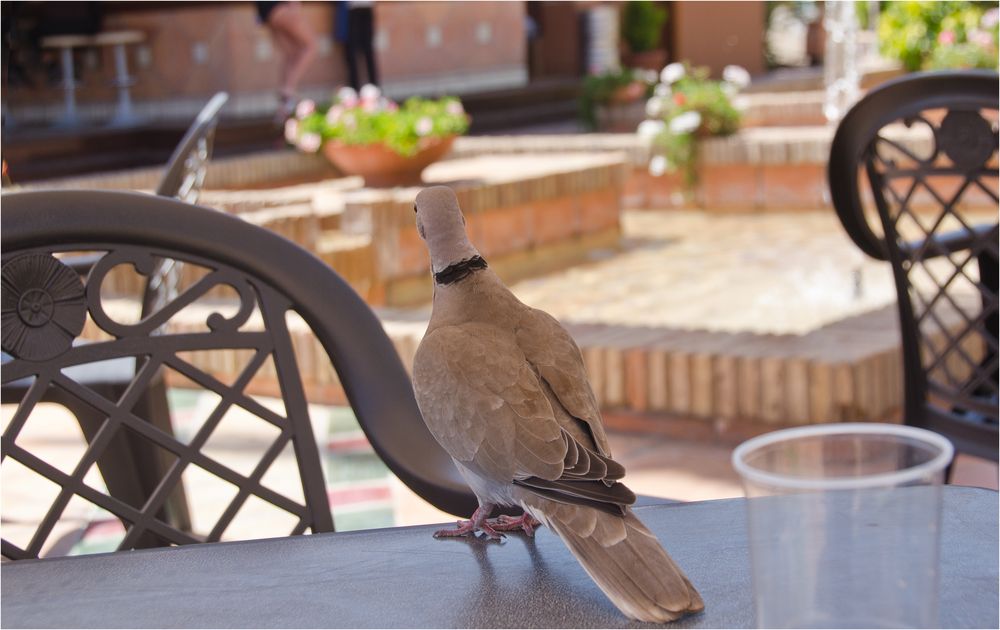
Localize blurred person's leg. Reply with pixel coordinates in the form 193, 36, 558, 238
344, 11, 361, 90
264, 1, 317, 119
352, 5, 378, 86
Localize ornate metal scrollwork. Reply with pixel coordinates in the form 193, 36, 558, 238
937, 110, 997, 172
84, 247, 258, 339
1, 254, 86, 360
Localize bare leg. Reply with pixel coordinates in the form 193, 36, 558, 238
433, 503, 504, 540
266, 2, 317, 100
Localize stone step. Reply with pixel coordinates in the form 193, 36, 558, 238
79, 299, 926, 434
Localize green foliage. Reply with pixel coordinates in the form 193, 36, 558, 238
578, 67, 656, 130
621, 1, 668, 53
288, 89, 469, 157
878, 1, 998, 71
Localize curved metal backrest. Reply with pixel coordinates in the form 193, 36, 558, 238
155, 92, 229, 204
829, 70, 999, 461
1, 190, 476, 560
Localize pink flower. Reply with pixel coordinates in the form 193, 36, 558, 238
337, 86, 359, 107
295, 99, 315, 119
938, 30, 956, 45
297, 132, 322, 153
446, 101, 465, 116
284, 118, 299, 143
415, 117, 433, 136
325, 105, 344, 124
342, 112, 357, 129
383, 99, 399, 112
970, 29, 994, 48
359, 84, 381, 102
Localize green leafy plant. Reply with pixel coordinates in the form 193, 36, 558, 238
578, 67, 657, 130
878, 1, 998, 71
285, 85, 469, 157
639, 63, 746, 189
621, 1, 668, 53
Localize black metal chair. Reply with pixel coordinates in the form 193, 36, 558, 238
1, 93, 232, 553
155, 91, 229, 203
828, 70, 998, 463
1, 190, 477, 561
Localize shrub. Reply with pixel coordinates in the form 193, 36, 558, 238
621, 1, 668, 53
639, 63, 747, 189
879, 1, 998, 71
578, 67, 657, 130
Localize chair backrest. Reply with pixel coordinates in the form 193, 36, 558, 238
828, 70, 998, 461
154, 91, 229, 204
1, 190, 476, 560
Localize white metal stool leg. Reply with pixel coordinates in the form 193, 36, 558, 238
56, 46, 79, 126
96, 30, 146, 127
41, 35, 93, 128
108, 42, 138, 126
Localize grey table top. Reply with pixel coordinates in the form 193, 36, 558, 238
2, 487, 997, 629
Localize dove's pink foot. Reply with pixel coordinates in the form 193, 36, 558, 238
488, 513, 542, 537
433, 504, 504, 540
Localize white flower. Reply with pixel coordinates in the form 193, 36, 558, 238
415, 116, 434, 136
654, 83, 672, 98
669, 110, 702, 135
982, 8, 999, 28
445, 100, 465, 116
359, 84, 381, 102
295, 99, 315, 119
637, 119, 667, 139
645, 97, 664, 118
337, 86, 359, 106
297, 132, 322, 153
733, 95, 749, 112
283, 118, 299, 143
649, 155, 668, 176
640, 69, 659, 84
660, 62, 685, 85
722, 65, 751, 90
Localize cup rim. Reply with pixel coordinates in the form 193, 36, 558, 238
731, 422, 955, 491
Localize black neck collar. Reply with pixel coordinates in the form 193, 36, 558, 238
434, 255, 488, 285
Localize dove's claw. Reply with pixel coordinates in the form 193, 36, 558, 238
433, 504, 505, 540
488, 514, 541, 537
433, 520, 476, 538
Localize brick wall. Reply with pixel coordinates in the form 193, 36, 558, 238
6, 1, 528, 123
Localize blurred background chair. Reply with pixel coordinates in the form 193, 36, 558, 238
828, 70, 998, 465
1, 190, 476, 560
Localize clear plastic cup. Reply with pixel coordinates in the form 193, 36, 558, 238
732, 423, 954, 629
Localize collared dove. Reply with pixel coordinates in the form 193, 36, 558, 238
410, 186, 704, 623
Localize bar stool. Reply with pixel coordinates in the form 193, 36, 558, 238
40, 34, 93, 127
93, 30, 146, 127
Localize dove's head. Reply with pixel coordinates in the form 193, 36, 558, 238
414, 186, 480, 273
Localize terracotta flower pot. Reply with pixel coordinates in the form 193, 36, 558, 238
321, 135, 456, 188
622, 49, 668, 72
610, 81, 647, 104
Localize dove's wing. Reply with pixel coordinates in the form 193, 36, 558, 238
515, 308, 613, 456
412, 321, 634, 512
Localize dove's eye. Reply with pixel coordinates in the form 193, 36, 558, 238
413, 204, 418, 213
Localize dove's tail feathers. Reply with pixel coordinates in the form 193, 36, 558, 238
534, 505, 704, 623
